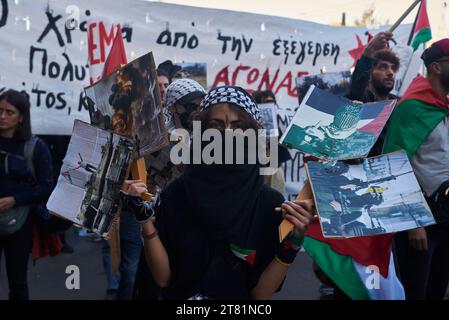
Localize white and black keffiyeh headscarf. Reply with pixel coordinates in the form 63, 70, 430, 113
199, 86, 261, 123
163, 79, 206, 131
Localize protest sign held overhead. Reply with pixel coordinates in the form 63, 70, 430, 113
306, 151, 435, 238
84, 51, 168, 157
281, 85, 396, 160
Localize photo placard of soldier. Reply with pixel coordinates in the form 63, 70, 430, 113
280, 85, 396, 160
46, 120, 134, 236
306, 151, 435, 238
84, 51, 168, 157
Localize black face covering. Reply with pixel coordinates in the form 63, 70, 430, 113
178, 111, 191, 129
183, 133, 264, 248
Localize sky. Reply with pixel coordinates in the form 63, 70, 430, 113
153, 0, 448, 42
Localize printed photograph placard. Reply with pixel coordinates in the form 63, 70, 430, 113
47, 120, 134, 236
173, 62, 207, 90
306, 151, 435, 238
281, 85, 396, 160
258, 103, 279, 136
84, 51, 168, 157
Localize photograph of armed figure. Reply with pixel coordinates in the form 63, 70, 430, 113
307, 150, 435, 238
47, 120, 134, 235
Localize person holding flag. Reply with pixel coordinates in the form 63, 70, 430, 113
346, 32, 400, 156
307, 32, 403, 301
384, 39, 449, 300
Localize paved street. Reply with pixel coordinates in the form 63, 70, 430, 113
0, 229, 321, 300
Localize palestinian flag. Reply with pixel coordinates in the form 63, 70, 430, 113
303, 222, 405, 299
411, 0, 432, 51
383, 75, 449, 159
230, 244, 256, 266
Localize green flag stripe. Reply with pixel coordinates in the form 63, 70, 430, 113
412, 28, 432, 51
384, 99, 448, 159
303, 237, 371, 300
230, 244, 255, 255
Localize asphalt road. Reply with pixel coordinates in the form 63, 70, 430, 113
0, 228, 321, 300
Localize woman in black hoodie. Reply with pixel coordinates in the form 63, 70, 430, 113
122, 86, 313, 300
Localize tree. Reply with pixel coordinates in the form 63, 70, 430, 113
354, 5, 389, 27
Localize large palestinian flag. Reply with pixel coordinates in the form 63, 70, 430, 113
383, 76, 449, 159
303, 221, 405, 300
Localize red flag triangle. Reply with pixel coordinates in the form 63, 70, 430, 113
413, 0, 430, 35
102, 25, 127, 78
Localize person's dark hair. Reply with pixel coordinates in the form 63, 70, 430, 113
157, 60, 181, 82
191, 103, 260, 133
252, 91, 264, 104
157, 68, 170, 79
0, 89, 32, 141
262, 90, 277, 104
373, 49, 400, 73
252, 90, 277, 104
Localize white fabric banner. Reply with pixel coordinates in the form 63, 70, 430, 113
0, 0, 414, 136
0, 0, 418, 198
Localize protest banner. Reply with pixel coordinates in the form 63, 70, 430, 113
0, 0, 418, 199
0, 0, 414, 136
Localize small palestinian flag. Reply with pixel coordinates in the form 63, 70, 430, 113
411, 0, 432, 51
230, 244, 256, 266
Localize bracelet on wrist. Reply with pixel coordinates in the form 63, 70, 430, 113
287, 231, 304, 249
141, 229, 158, 241
275, 232, 302, 265
274, 256, 292, 267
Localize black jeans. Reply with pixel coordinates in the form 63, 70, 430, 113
394, 223, 449, 300
0, 213, 33, 300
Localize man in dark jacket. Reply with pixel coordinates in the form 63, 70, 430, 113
346, 31, 399, 103
346, 31, 400, 157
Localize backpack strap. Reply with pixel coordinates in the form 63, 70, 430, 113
23, 135, 39, 183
